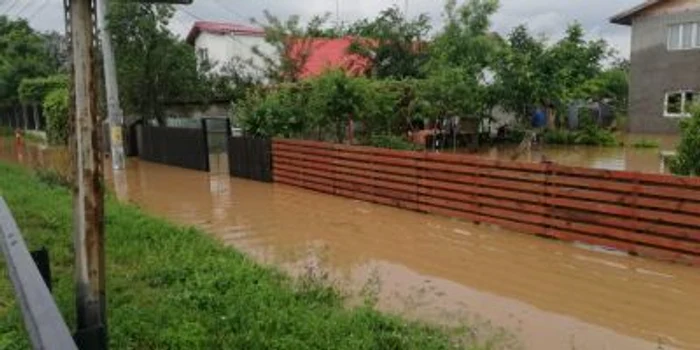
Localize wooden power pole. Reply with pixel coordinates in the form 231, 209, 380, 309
65, 0, 107, 347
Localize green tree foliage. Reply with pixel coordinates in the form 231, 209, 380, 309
0, 16, 58, 104
671, 108, 700, 176
108, 2, 211, 124
421, 0, 501, 125
251, 11, 333, 83
18, 75, 69, 104
494, 22, 616, 125
308, 70, 366, 142
347, 7, 431, 79
43, 88, 69, 145
492, 25, 546, 121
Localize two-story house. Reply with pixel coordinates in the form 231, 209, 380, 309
186, 21, 275, 77
612, 0, 700, 134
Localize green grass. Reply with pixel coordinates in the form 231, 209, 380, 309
631, 139, 660, 149
0, 161, 482, 349
0, 126, 12, 137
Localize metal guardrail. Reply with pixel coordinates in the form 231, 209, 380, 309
0, 197, 77, 350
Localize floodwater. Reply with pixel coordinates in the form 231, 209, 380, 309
2, 139, 700, 350
474, 134, 680, 174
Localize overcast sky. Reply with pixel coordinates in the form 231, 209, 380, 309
1, 0, 641, 57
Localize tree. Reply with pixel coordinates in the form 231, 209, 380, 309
671, 107, 700, 176
492, 25, 546, 122
546, 23, 610, 103
108, 2, 210, 124
493, 22, 615, 126
421, 0, 501, 126
251, 11, 332, 83
308, 70, 366, 143
346, 6, 431, 79
0, 16, 57, 105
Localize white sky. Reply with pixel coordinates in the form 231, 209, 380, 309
0, 0, 641, 58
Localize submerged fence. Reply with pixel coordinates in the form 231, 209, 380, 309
273, 139, 700, 265
139, 125, 209, 171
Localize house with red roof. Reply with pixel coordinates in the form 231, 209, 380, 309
186, 21, 369, 80
186, 21, 275, 77
288, 37, 370, 79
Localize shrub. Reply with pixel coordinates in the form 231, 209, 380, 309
631, 139, 659, 149
43, 88, 69, 145
670, 108, 700, 176
366, 134, 421, 151
543, 129, 575, 145
18, 75, 69, 104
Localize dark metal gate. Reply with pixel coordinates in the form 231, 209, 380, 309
139, 123, 210, 171
227, 136, 272, 182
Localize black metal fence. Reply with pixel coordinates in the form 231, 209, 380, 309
139, 124, 210, 171
228, 136, 272, 182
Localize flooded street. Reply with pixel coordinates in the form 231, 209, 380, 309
3, 139, 700, 349
474, 134, 679, 174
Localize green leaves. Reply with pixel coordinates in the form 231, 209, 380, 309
0, 16, 59, 105
671, 107, 700, 176
17, 75, 68, 104
108, 1, 213, 123
347, 6, 432, 79
42, 87, 69, 145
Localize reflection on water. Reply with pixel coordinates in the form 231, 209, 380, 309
473, 134, 680, 174
2, 140, 700, 350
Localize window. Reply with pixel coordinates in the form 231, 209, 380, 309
664, 91, 696, 117
668, 23, 700, 50
196, 48, 209, 63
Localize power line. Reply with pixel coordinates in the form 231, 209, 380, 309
14, 0, 36, 18
25, 0, 49, 20
1, 0, 23, 16
211, 0, 249, 23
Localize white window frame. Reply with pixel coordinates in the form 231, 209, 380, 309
667, 22, 700, 51
664, 90, 695, 118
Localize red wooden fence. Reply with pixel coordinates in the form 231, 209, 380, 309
272, 139, 700, 265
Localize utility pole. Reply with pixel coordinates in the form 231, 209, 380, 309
65, 0, 107, 347
96, 0, 125, 170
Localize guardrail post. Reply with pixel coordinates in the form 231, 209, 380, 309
30, 248, 52, 291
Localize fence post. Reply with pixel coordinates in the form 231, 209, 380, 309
200, 118, 210, 172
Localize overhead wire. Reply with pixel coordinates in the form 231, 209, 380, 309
25, 0, 49, 21
13, 0, 34, 18
1, 0, 23, 16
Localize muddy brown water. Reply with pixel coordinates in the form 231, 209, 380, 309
2, 139, 699, 349
473, 134, 680, 174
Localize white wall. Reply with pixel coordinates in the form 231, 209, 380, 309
193, 32, 276, 80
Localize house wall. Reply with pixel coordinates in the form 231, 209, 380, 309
163, 103, 230, 120
629, 7, 700, 134
193, 32, 276, 79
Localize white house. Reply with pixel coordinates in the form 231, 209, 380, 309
185, 21, 276, 78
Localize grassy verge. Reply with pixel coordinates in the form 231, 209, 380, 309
0, 161, 478, 349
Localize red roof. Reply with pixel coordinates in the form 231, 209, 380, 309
289, 37, 371, 79
186, 21, 265, 45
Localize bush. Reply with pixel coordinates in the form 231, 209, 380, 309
544, 113, 618, 147
670, 108, 700, 176
631, 139, 659, 149
366, 134, 421, 151
18, 75, 69, 104
42, 88, 69, 145
543, 129, 575, 145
